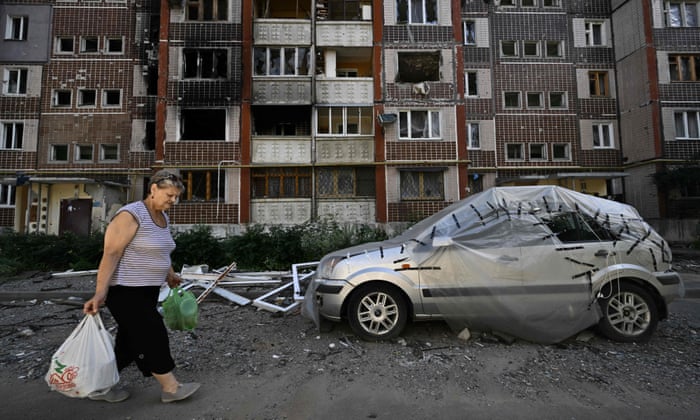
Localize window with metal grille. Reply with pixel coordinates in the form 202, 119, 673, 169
400, 170, 444, 200
252, 168, 312, 198
317, 167, 375, 197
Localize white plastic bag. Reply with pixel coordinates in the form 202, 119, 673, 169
45, 314, 119, 398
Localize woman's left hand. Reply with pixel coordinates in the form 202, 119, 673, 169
167, 272, 182, 288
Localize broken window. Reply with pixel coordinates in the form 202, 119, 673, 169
80, 36, 99, 53
529, 143, 546, 160
251, 167, 312, 198
317, 167, 375, 197
181, 170, 225, 201
145, 121, 156, 150
552, 143, 570, 160
400, 169, 444, 201
56, 37, 74, 54
52, 90, 72, 107
3, 69, 27, 95
184, 49, 228, 79
588, 71, 609, 96
6, 16, 28, 41
1, 122, 23, 149
254, 47, 310, 76
543, 212, 615, 243
181, 109, 226, 140
254, 0, 310, 19
399, 110, 440, 139
252, 106, 311, 136
99, 144, 119, 161
78, 89, 97, 107
506, 143, 524, 161
103, 89, 122, 107
75, 144, 93, 161
327, 0, 364, 20
316, 106, 373, 135
396, 0, 437, 25
105, 37, 124, 54
464, 21, 476, 45
546, 41, 563, 57
465, 71, 478, 97
467, 122, 479, 149
187, 0, 228, 21
397, 52, 440, 83
669, 54, 700, 81
549, 92, 567, 109
50, 144, 69, 162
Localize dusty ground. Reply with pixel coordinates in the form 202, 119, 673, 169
1, 257, 699, 420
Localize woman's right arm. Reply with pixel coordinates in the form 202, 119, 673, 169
83, 211, 139, 315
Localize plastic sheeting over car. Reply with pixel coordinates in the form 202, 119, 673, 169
303, 186, 673, 343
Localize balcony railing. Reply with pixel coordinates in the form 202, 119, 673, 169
254, 20, 312, 46
315, 77, 373, 104
315, 21, 372, 47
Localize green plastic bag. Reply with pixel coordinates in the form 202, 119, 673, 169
162, 287, 199, 331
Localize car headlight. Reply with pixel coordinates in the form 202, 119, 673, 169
318, 255, 346, 279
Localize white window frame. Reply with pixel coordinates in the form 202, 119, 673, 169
3, 68, 28, 95
552, 143, 571, 161
1, 122, 24, 149
464, 20, 476, 45
545, 40, 564, 58
99, 144, 119, 161
592, 123, 614, 149
506, 143, 524, 161
465, 71, 478, 97
397, 0, 438, 25
0, 184, 15, 207
529, 143, 547, 161
5, 16, 28, 41
399, 110, 441, 140
467, 122, 480, 149
102, 89, 122, 108
50, 144, 69, 162
584, 21, 606, 46
665, 1, 700, 27
674, 110, 700, 139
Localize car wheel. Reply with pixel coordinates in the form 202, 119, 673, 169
597, 282, 658, 343
347, 284, 408, 341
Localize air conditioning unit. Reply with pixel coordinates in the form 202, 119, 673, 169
412, 82, 430, 95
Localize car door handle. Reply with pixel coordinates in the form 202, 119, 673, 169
499, 255, 519, 262
595, 250, 609, 257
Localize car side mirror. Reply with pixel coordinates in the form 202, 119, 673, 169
432, 236, 453, 247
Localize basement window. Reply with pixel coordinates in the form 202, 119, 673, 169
397, 51, 440, 83
184, 49, 228, 79
181, 109, 226, 141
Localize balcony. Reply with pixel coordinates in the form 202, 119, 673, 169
251, 199, 311, 224
315, 77, 373, 104
315, 21, 372, 47
252, 77, 312, 104
251, 136, 311, 164
315, 138, 374, 163
253, 19, 311, 45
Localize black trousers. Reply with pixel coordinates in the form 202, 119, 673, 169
106, 285, 176, 376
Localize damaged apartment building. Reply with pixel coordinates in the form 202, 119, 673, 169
0, 0, 698, 236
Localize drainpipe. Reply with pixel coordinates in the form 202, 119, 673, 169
155, 0, 170, 162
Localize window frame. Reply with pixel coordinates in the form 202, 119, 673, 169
253, 47, 310, 77
529, 143, 547, 161
592, 122, 614, 149
5, 16, 28, 41
184, 48, 229, 79
317, 167, 375, 198
316, 106, 374, 136
552, 143, 571, 161
79, 36, 99, 53
500, 40, 519, 58
181, 170, 226, 202
0, 184, 15, 207
543, 0, 562, 7
503, 91, 522, 109
467, 122, 480, 150
396, 0, 438, 25
665, 1, 699, 27
55, 36, 74, 54
251, 167, 312, 199
398, 110, 441, 140
50, 144, 69, 162
545, 40, 564, 58
75, 144, 94, 162
465, 71, 478, 97
589, 71, 610, 97
549, 91, 568, 109
52, 89, 72, 107
77, 89, 97, 108
1, 121, 24, 150
105, 37, 124, 54
669, 54, 700, 81
523, 41, 540, 57
584, 21, 606, 46
102, 89, 122, 108
526, 91, 544, 109
463, 20, 476, 45
3, 68, 28, 95
674, 110, 700, 140
99, 144, 119, 162
186, 0, 229, 21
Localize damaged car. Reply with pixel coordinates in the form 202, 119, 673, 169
302, 186, 685, 344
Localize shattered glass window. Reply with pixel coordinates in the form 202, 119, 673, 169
397, 52, 440, 83
543, 213, 615, 243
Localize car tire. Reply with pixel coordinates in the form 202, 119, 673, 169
597, 282, 658, 343
347, 284, 408, 341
